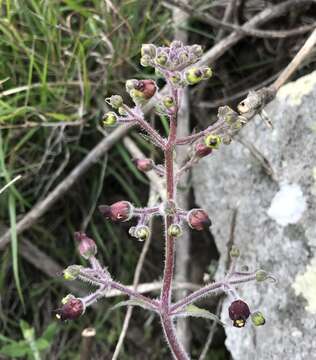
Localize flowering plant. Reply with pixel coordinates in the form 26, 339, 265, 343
57, 42, 274, 359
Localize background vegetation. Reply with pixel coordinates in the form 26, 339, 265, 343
0, 1, 315, 359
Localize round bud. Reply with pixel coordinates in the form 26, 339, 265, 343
63, 265, 82, 281
228, 300, 250, 328
156, 53, 168, 66
75, 232, 97, 259
251, 311, 266, 326
168, 224, 182, 237
191, 44, 203, 58
133, 158, 154, 172
185, 68, 203, 85
125, 79, 139, 92
170, 72, 182, 85
255, 269, 269, 282
56, 297, 85, 321
170, 40, 183, 49
187, 209, 212, 231
230, 245, 240, 258
99, 201, 134, 222
141, 43, 156, 58
105, 95, 123, 109
163, 96, 175, 109
118, 107, 127, 116
195, 143, 213, 158
102, 112, 117, 127
135, 225, 150, 242
178, 52, 189, 63
140, 55, 151, 67
201, 67, 212, 79
204, 134, 222, 149
134, 80, 157, 100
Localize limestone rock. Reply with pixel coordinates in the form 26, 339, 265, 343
192, 71, 316, 360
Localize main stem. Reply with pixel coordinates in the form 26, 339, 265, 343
160, 88, 190, 360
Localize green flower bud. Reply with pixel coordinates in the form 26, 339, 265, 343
191, 44, 203, 58
229, 245, 240, 258
201, 67, 212, 79
255, 269, 269, 282
185, 68, 203, 85
204, 134, 222, 149
156, 53, 168, 66
170, 40, 183, 49
63, 265, 82, 281
118, 106, 127, 116
102, 112, 117, 127
170, 72, 182, 85
61, 294, 75, 305
155, 68, 164, 78
140, 55, 151, 67
126, 79, 139, 92
163, 96, 175, 109
141, 43, 156, 58
251, 311, 266, 326
178, 52, 189, 63
105, 95, 123, 109
130, 89, 146, 104
168, 224, 182, 237
135, 225, 150, 242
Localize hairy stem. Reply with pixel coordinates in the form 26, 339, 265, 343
159, 87, 190, 359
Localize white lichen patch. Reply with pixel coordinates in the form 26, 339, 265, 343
312, 167, 316, 197
267, 183, 307, 226
293, 257, 316, 314
277, 70, 316, 106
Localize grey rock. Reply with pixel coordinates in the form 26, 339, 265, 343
192, 71, 316, 360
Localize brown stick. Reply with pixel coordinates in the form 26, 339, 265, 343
165, 0, 316, 39
80, 328, 96, 360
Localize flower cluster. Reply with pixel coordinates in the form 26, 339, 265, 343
57, 41, 273, 360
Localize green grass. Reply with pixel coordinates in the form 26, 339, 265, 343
0, 1, 172, 358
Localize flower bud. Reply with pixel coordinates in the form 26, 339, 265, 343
135, 80, 157, 100
168, 224, 182, 237
185, 68, 203, 85
141, 43, 156, 58
251, 311, 266, 326
63, 265, 82, 281
229, 245, 240, 258
162, 96, 175, 109
118, 106, 127, 116
133, 158, 154, 172
99, 201, 133, 222
201, 67, 212, 79
170, 72, 182, 85
204, 134, 222, 149
191, 44, 203, 58
126, 79, 139, 92
102, 112, 117, 127
61, 294, 75, 305
178, 52, 189, 63
228, 300, 250, 328
187, 209, 212, 231
135, 225, 150, 241
140, 55, 151, 67
195, 143, 213, 158
56, 297, 84, 321
170, 40, 183, 49
255, 269, 268, 282
105, 95, 123, 109
156, 53, 168, 66
74, 232, 97, 259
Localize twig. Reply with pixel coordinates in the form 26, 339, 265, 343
215, 0, 238, 42
0, 175, 22, 195
165, 0, 316, 39
80, 328, 96, 360
272, 28, 316, 90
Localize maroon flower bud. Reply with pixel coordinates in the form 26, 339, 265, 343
99, 201, 133, 222
134, 80, 157, 99
56, 297, 84, 321
228, 300, 250, 328
74, 232, 97, 259
195, 143, 213, 158
187, 209, 212, 231
132, 158, 154, 172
